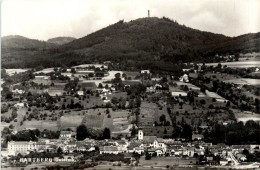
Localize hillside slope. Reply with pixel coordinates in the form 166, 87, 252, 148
2, 17, 260, 68
47, 37, 76, 45
62, 17, 231, 62
2, 35, 55, 49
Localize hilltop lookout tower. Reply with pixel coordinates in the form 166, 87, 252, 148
148, 10, 150, 17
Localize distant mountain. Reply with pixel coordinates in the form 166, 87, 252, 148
1, 35, 55, 49
61, 17, 231, 62
47, 37, 76, 45
212, 33, 260, 54
2, 17, 260, 68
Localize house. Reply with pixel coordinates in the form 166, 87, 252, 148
115, 140, 129, 152
77, 90, 84, 96
8, 141, 39, 155
179, 74, 189, 83
12, 89, 25, 94
219, 159, 228, 166
60, 131, 73, 139
61, 72, 72, 78
74, 70, 95, 78
147, 148, 164, 156
34, 76, 51, 85
100, 146, 121, 154
183, 147, 195, 157
192, 134, 204, 141
156, 138, 167, 153
194, 148, 205, 156
127, 141, 143, 154
236, 154, 247, 162
14, 102, 25, 108
141, 70, 150, 74
143, 136, 159, 148
73, 142, 87, 152
171, 91, 187, 97
138, 129, 159, 148
206, 156, 213, 161
146, 86, 156, 93
205, 90, 228, 103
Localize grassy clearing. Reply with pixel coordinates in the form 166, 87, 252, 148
234, 111, 260, 123
60, 115, 85, 130
139, 157, 197, 167
21, 120, 59, 131
123, 71, 140, 79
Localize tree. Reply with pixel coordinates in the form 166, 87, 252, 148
181, 124, 192, 140
131, 125, 137, 137
164, 128, 167, 134
57, 147, 63, 154
145, 153, 151, 160
98, 83, 103, 88
159, 114, 166, 123
71, 68, 76, 74
76, 124, 88, 140
103, 128, 111, 139
115, 73, 121, 79
111, 97, 118, 105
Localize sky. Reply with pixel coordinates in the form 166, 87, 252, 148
1, 0, 260, 40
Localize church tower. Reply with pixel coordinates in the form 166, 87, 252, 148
148, 10, 150, 17
138, 128, 143, 140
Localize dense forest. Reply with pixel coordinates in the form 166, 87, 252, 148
2, 17, 260, 69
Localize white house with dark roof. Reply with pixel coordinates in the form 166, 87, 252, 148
8, 141, 39, 155
141, 70, 150, 74
59, 131, 73, 140
100, 146, 122, 154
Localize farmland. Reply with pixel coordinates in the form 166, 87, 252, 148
202, 60, 260, 68
234, 111, 260, 124
224, 78, 260, 85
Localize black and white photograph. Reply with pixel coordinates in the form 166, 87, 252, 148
1, 0, 260, 169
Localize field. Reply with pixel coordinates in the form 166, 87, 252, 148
57, 108, 132, 136
204, 73, 240, 81
139, 157, 197, 167
234, 111, 260, 124
102, 71, 123, 80
169, 95, 229, 127
175, 81, 200, 91
80, 79, 104, 86
1, 107, 28, 130
110, 110, 133, 137
21, 120, 59, 131
32, 79, 51, 85
72, 64, 105, 68
79, 81, 97, 90
224, 78, 260, 85
202, 60, 260, 68
48, 89, 65, 96
5, 69, 29, 76
123, 71, 140, 79
139, 101, 173, 137
59, 94, 105, 109
107, 92, 127, 100
122, 80, 141, 86
34, 68, 55, 74
59, 114, 85, 130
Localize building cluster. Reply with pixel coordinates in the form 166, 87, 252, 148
3, 129, 260, 165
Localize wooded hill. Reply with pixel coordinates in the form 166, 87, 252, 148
2, 17, 260, 69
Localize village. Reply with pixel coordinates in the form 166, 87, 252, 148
1, 61, 260, 169
2, 128, 260, 168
